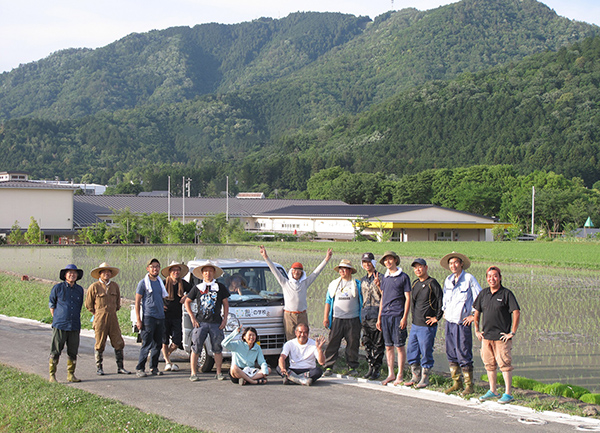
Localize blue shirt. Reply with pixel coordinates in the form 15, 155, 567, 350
380, 269, 411, 317
49, 281, 84, 331
136, 278, 166, 319
442, 271, 482, 324
221, 328, 269, 374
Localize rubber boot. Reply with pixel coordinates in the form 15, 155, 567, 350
49, 357, 58, 383
115, 349, 131, 374
416, 367, 431, 388
95, 350, 105, 376
370, 366, 381, 380
405, 364, 421, 386
445, 362, 463, 394
363, 365, 374, 379
461, 366, 474, 396
67, 358, 81, 383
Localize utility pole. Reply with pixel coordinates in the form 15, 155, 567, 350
182, 176, 185, 224
531, 186, 535, 235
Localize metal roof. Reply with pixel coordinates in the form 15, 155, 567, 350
0, 180, 77, 190
73, 196, 347, 227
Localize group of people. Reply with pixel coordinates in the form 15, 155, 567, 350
49, 248, 520, 403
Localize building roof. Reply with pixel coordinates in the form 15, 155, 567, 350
73, 196, 347, 227
0, 180, 78, 190
260, 204, 495, 222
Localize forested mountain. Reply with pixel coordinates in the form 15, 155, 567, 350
0, 0, 599, 197
0, 0, 595, 124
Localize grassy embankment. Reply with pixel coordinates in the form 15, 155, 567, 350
0, 364, 203, 433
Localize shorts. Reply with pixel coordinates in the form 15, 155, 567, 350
191, 322, 224, 354
381, 315, 408, 347
162, 317, 183, 346
480, 338, 513, 372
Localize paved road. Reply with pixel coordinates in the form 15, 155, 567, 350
1, 315, 598, 433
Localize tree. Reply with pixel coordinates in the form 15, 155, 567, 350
78, 222, 109, 244
139, 213, 169, 244
169, 220, 198, 244
7, 221, 25, 245
109, 208, 140, 243
24, 217, 44, 244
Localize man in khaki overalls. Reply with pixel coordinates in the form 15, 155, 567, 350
85, 262, 131, 375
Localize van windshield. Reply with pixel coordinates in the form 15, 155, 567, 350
190, 266, 285, 306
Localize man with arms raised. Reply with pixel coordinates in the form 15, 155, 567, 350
259, 245, 332, 340
185, 261, 230, 381
134, 258, 169, 377
440, 252, 482, 395
474, 266, 521, 404
277, 323, 326, 386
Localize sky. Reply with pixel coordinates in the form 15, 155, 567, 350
1, 0, 600, 73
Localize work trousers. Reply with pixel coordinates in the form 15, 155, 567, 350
361, 317, 385, 369
445, 321, 473, 368
324, 317, 361, 369
406, 323, 438, 369
50, 328, 80, 361
136, 316, 165, 372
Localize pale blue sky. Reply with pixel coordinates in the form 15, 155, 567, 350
0, 0, 598, 73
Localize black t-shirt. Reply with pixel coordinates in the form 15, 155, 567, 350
410, 277, 443, 327
186, 281, 230, 324
473, 286, 520, 340
162, 278, 192, 319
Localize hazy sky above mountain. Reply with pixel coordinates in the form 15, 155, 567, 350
1, 0, 598, 73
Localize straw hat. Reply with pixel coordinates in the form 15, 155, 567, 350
59, 264, 83, 282
90, 263, 120, 279
440, 252, 471, 270
379, 251, 400, 266
161, 261, 189, 278
192, 261, 224, 279
334, 259, 357, 274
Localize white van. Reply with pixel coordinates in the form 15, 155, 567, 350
183, 258, 287, 372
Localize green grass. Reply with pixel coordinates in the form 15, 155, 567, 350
253, 241, 600, 270
0, 364, 204, 432
0, 274, 133, 336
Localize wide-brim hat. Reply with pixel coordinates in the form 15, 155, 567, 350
192, 261, 224, 279
60, 264, 84, 281
440, 252, 471, 271
379, 251, 400, 266
334, 259, 357, 274
161, 261, 189, 278
90, 262, 120, 280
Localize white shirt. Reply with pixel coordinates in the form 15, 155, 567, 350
281, 338, 318, 370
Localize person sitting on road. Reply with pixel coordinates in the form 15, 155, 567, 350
277, 323, 326, 386
222, 326, 270, 385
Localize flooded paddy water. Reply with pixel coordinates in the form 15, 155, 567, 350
1, 244, 599, 392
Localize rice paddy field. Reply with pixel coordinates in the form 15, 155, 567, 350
1, 242, 599, 392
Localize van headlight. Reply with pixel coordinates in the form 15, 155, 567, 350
225, 313, 240, 332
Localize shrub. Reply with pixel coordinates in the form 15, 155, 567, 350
580, 394, 600, 405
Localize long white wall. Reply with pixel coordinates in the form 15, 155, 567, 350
0, 188, 73, 230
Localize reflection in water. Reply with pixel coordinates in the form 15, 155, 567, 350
1, 245, 599, 392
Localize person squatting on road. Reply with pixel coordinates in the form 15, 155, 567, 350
184, 261, 230, 382
376, 251, 412, 386
322, 259, 363, 377
360, 252, 385, 380
277, 323, 326, 386
474, 266, 521, 404
441, 252, 482, 396
161, 261, 192, 373
404, 258, 443, 388
134, 258, 168, 377
48, 264, 85, 383
222, 326, 270, 385
85, 262, 130, 376
260, 245, 332, 341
